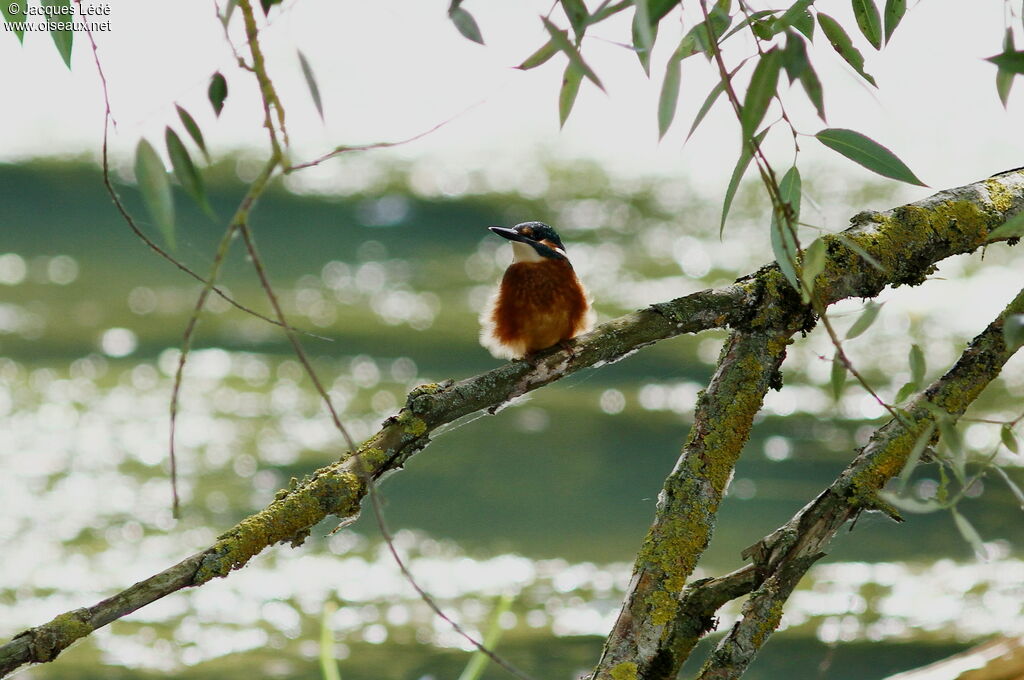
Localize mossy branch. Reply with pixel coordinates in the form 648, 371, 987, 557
671, 285, 1024, 680
2, 171, 1023, 678
589, 168, 1024, 680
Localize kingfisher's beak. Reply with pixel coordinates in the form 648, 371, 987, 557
488, 226, 531, 244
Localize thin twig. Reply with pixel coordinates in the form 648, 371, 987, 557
168, 154, 281, 516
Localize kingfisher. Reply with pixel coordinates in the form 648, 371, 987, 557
480, 221, 592, 360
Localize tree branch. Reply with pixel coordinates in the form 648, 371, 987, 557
3, 170, 1023, 678
686, 284, 1024, 680
588, 168, 1024, 680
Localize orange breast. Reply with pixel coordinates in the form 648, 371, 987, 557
484, 260, 590, 357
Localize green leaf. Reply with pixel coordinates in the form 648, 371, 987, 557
799, 60, 827, 121
800, 236, 827, 300
208, 72, 228, 117
633, 0, 654, 74
658, 51, 682, 139
993, 465, 1024, 509
846, 301, 881, 339
450, 6, 484, 44
770, 166, 802, 293
997, 30, 1016, 108
297, 50, 325, 121
782, 32, 809, 82
898, 422, 935, 490
260, 0, 283, 15
883, 0, 906, 44
559, 63, 584, 127
741, 49, 782, 139
816, 128, 926, 186
542, 16, 605, 90
165, 127, 214, 219
1004, 313, 1024, 350
135, 139, 175, 251
877, 490, 942, 514
951, 507, 988, 559
0, 1, 25, 42
938, 416, 965, 484
517, 40, 558, 70
41, 0, 73, 68
720, 129, 768, 235
987, 50, 1024, 74
818, 12, 877, 86
987, 212, 1024, 241
686, 63, 740, 141
773, 0, 814, 35
561, 0, 589, 40
1001, 424, 1020, 454
909, 343, 925, 386
722, 10, 777, 43
851, 0, 882, 50
319, 601, 342, 680
691, 0, 733, 55
894, 381, 917, 404
175, 106, 209, 163
830, 352, 847, 400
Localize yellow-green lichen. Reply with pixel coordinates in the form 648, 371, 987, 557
33, 609, 93, 661
984, 178, 1016, 215
360, 446, 387, 467
609, 661, 639, 680
750, 601, 785, 649
647, 587, 679, 627
194, 471, 363, 584
848, 427, 918, 502
396, 411, 428, 436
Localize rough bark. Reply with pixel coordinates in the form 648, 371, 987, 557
2, 170, 1023, 678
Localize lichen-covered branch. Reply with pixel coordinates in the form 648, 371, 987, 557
2, 171, 1023, 678
690, 284, 1024, 680
589, 169, 1024, 680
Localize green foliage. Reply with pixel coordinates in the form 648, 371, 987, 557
988, 212, 1024, 241
298, 50, 325, 120
559, 64, 584, 128
165, 127, 214, 219
818, 12, 877, 86
134, 139, 175, 250
542, 16, 604, 91
1004, 314, 1024, 350
208, 72, 228, 117
851, 0, 882, 50
0, 1, 25, 42
740, 48, 781, 139
770, 166, 802, 292
815, 128, 926, 186
41, 0, 72, 68
449, 2, 484, 45
883, 0, 906, 44
175, 105, 210, 163
846, 301, 881, 339
720, 129, 767, 235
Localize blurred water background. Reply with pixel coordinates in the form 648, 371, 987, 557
1, 157, 1022, 679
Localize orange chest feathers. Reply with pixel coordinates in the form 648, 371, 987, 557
480, 260, 591, 359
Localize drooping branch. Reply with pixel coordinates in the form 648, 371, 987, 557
2, 170, 1023, 678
